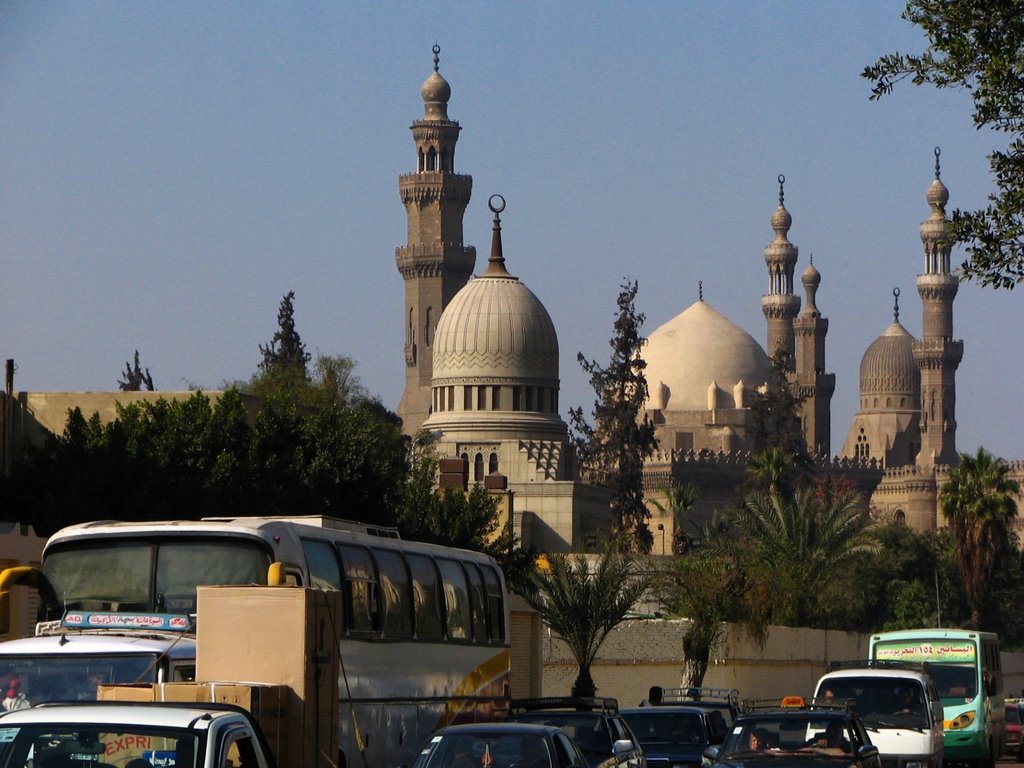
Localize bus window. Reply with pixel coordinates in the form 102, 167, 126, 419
302, 539, 342, 590
41, 542, 151, 616
481, 565, 505, 642
155, 542, 269, 614
437, 559, 470, 640
406, 554, 443, 641
464, 563, 488, 641
373, 549, 413, 639
338, 545, 380, 634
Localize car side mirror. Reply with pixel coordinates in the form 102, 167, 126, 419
612, 739, 634, 756
857, 744, 879, 760
703, 746, 721, 762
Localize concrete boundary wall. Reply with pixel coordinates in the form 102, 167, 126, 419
541, 618, 1024, 705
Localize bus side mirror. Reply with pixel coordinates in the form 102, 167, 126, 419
267, 562, 287, 586
0, 566, 41, 635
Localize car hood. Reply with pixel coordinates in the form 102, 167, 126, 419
639, 742, 705, 760
712, 756, 854, 768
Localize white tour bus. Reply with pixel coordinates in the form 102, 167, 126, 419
0, 516, 511, 768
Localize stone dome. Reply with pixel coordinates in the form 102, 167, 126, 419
644, 300, 771, 411
432, 271, 559, 385
860, 321, 920, 402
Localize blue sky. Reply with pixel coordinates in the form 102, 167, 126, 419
1, 2, 1020, 460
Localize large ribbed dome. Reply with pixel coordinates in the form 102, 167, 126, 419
860, 321, 920, 401
644, 300, 770, 411
432, 272, 559, 384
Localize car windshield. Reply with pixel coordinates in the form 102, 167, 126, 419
0, 724, 200, 768
622, 711, 707, 745
422, 732, 553, 768
723, 716, 853, 758
0, 655, 168, 704
40, 539, 270, 619
817, 677, 930, 728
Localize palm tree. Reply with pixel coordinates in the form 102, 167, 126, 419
746, 448, 794, 498
940, 447, 1020, 629
725, 486, 877, 626
525, 551, 649, 697
650, 481, 697, 555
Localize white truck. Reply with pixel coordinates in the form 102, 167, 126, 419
815, 663, 944, 768
0, 701, 276, 768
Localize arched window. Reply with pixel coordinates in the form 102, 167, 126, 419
489, 453, 499, 474
425, 307, 433, 347
474, 453, 484, 482
427, 147, 437, 171
894, 509, 906, 525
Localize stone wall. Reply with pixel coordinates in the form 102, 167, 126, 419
540, 617, 1024, 705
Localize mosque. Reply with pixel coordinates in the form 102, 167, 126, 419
395, 49, 1017, 552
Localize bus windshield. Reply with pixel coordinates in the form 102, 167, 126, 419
0, 654, 167, 704
39, 539, 271, 620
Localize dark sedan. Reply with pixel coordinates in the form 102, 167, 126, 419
703, 700, 881, 768
411, 722, 590, 768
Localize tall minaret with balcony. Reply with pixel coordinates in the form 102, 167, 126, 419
792, 257, 835, 455
913, 148, 963, 466
762, 175, 800, 366
396, 46, 475, 436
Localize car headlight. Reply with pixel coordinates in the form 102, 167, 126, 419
945, 711, 976, 730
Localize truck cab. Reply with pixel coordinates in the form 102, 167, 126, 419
815, 664, 944, 768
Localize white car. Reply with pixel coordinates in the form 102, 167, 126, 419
0, 701, 275, 768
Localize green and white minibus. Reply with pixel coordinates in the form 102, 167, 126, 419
869, 629, 1004, 768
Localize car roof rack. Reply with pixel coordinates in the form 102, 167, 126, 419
741, 696, 855, 713
660, 687, 740, 705
511, 697, 619, 715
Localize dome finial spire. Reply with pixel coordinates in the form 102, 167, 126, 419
778, 174, 785, 207
432, 43, 441, 73
485, 194, 510, 276
698, 280, 703, 302
893, 286, 901, 322
934, 146, 941, 180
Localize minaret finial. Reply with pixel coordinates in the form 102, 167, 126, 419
698, 280, 703, 301
934, 146, 941, 180
893, 286, 901, 322
809, 253, 813, 266
485, 194, 509, 275
432, 44, 440, 73
778, 174, 786, 207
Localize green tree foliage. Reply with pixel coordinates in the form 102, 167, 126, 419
714, 486, 878, 627
260, 290, 310, 375
251, 291, 312, 402
749, 350, 807, 458
118, 350, 155, 391
0, 390, 409, 535
864, 0, 1024, 288
524, 551, 650, 697
570, 280, 657, 552
658, 546, 738, 687
940, 447, 1020, 628
649, 481, 697, 555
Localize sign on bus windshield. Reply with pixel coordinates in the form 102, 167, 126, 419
874, 640, 976, 663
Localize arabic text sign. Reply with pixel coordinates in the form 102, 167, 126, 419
875, 639, 976, 662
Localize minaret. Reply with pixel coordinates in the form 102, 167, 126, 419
792, 256, 835, 455
396, 46, 475, 436
913, 147, 963, 466
762, 175, 800, 365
